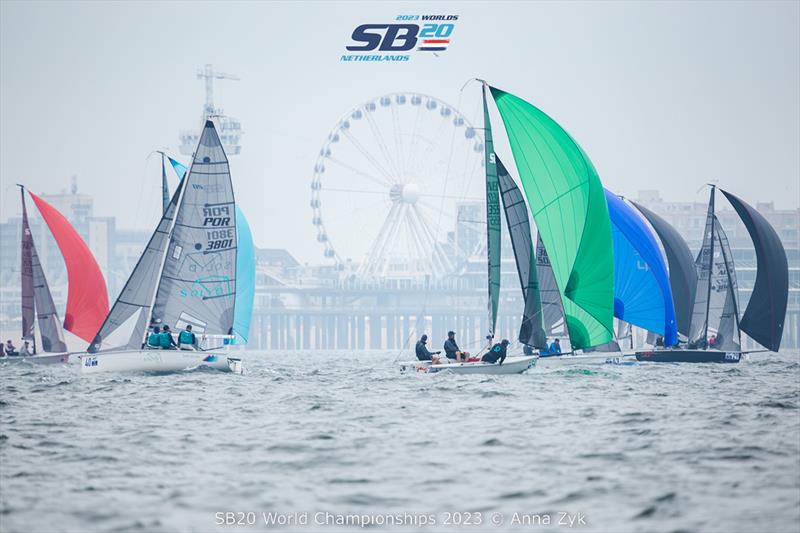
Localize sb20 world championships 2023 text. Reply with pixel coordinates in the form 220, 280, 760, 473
341, 15, 458, 62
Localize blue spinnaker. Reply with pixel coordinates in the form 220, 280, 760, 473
605, 190, 677, 346
169, 156, 255, 344
232, 205, 255, 344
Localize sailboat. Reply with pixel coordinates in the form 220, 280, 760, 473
80, 120, 243, 373
635, 186, 788, 363
415, 84, 538, 375
1, 187, 108, 365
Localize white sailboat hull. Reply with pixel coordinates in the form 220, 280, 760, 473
404, 355, 537, 375
78, 350, 243, 374
0, 352, 70, 365
536, 352, 636, 368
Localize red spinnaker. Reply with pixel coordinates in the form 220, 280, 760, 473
29, 192, 109, 342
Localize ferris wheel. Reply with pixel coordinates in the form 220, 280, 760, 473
311, 92, 485, 279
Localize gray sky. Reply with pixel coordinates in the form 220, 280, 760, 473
1, 0, 798, 263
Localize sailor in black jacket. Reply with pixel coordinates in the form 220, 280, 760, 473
482, 339, 510, 364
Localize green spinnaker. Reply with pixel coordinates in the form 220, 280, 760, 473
482, 85, 502, 339
489, 86, 614, 348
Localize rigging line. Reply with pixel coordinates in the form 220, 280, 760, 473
340, 129, 395, 183
390, 104, 406, 180
321, 187, 388, 196
364, 110, 401, 181
325, 156, 393, 190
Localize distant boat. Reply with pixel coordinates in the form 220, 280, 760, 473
635, 186, 788, 363
81, 120, 243, 373
2, 187, 108, 365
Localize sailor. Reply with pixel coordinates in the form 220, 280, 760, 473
709, 334, 718, 348
523, 344, 534, 356
482, 339, 509, 364
550, 338, 562, 354
178, 325, 198, 350
4, 340, 18, 357
147, 326, 161, 349
159, 325, 178, 350
19, 340, 32, 356
415, 334, 442, 363
443, 331, 470, 362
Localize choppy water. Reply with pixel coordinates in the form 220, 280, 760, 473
1, 351, 798, 533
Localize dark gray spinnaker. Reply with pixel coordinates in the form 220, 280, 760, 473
720, 189, 789, 351
631, 201, 697, 339
496, 157, 546, 349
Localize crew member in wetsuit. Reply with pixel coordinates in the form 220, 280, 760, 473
482, 339, 509, 364
443, 331, 469, 362
178, 324, 198, 350
147, 326, 161, 349
4, 340, 18, 357
415, 334, 442, 362
159, 325, 178, 350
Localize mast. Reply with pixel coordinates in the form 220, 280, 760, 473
703, 186, 716, 348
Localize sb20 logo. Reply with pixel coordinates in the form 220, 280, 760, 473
346, 23, 454, 52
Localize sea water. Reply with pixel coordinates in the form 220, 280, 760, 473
1, 352, 798, 533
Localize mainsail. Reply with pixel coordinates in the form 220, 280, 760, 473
605, 190, 677, 346
168, 156, 254, 345
148, 121, 237, 337
719, 189, 788, 351
28, 192, 108, 342
20, 188, 35, 345
482, 85, 501, 339
631, 201, 697, 339
713, 218, 741, 351
496, 158, 546, 348
489, 85, 614, 349
689, 190, 717, 344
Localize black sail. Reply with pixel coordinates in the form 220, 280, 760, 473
20, 188, 35, 344
720, 189, 789, 351
496, 157, 546, 348
631, 201, 697, 339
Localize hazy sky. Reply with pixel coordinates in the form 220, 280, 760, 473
1, 1, 798, 263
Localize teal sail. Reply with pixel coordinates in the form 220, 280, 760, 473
488, 85, 615, 349
231, 205, 255, 344
482, 84, 501, 339
168, 155, 254, 345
